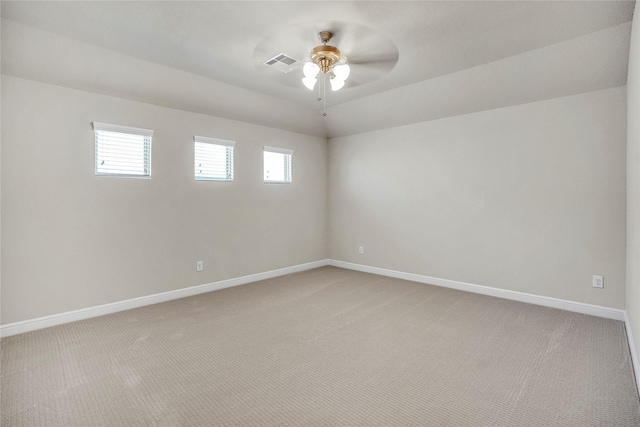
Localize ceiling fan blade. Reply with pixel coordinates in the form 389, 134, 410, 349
330, 24, 386, 53
348, 53, 399, 66
347, 63, 389, 82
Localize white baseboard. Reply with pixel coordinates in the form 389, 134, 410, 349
328, 260, 626, 321
0, 260, 329, 338
1, 259, 627, 335
624, 312, 640, 397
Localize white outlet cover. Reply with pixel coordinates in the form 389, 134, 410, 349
592, 275, 604, 288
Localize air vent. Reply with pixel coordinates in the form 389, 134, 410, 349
263, 53, 299, 73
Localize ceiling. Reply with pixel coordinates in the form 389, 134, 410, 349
1, 1, 636, 138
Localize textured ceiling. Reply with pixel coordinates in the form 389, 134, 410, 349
1, 1, 635, 137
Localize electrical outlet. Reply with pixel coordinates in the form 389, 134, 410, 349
196, 261, 204, 272
592, 275, 604, 288
358, 246, 364, 254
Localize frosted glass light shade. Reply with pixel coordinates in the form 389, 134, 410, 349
303, 62, 320, 78
333, 64, 350, 80
330, 77, 345, 91
302, 76, 317, 90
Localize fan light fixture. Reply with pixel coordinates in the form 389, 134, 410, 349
302, 31, 350, 92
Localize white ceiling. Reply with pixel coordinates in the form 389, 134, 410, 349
1, 1, 635, 138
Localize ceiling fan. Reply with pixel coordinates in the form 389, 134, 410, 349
253, 22, 399, 101
301, 31, 351, 92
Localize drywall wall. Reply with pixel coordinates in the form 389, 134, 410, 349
329, 87, 626, 309
1, 76, 328, 324
627, 2, 640, 366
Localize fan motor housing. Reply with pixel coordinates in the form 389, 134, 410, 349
311, 45, 341, 73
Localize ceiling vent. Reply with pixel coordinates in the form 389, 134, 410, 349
263, 53, 299, 73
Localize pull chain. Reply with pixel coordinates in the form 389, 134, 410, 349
323, 75, 327, 117
322, 35, 328, 117
315, 73, 328, 117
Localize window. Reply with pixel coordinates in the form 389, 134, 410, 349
263, 146, 293, 183
194, 136, 235, 181
92, 122, 152, 177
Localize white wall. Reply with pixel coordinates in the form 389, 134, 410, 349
329, 87, 627, 309
1, 76, 328, 324
627, 3, 640, 365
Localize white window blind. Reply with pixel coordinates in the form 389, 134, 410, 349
92, 122, 152, 178
194, 136, 235, 181
263, 146, 293, 183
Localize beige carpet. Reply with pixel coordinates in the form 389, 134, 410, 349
2, 266, 639, 426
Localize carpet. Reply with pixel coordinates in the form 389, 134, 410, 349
2, 266, 639, 426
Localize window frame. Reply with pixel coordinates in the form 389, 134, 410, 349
92, 122, 153, 178
263, 146, 293, 184
194, 136, 235, 182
